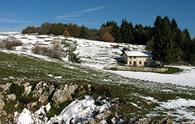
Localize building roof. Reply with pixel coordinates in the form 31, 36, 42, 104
124, 51, 152, 57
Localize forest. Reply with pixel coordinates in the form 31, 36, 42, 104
22, 16, 195, 65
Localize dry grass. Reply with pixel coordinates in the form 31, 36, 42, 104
32, 41, 65, 60
0, 38, 22, 50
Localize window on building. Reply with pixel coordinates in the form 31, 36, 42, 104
129, 61, 132, 64
139, 61, 142, 65
134, 57, 136, 59
133, 61, 136, 66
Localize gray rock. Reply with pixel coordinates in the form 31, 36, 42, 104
0, 98, 5, 110
49, 85, 55, 95
23, 82, 32, 96
0, 83, 11, 92
2, 78, 8, 81
138, 118, 151, 124
64, 84, 78, 96
96, 111, 111, 120
34, 81, 48, 95
52, 84, 78, 104
8, 76, 15, 80
34, 81, 50, 103
52, 89, 69, 104
7, 94, 16, 101
31, 102, 38, 108
38, 93, 48, 103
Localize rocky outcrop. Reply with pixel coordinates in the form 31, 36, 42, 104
0, 80, 187, 124
52, 84, 78, 104
14, 96, 114, 124
34, 81, 51, 103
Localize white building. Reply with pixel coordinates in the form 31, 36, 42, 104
123, 51, 152, 67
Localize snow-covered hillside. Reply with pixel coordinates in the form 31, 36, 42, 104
68, 37, 144, 68
0, 32, 144, 68
0, 32, 195, 87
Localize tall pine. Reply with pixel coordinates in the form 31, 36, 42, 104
120, 19, 134, 43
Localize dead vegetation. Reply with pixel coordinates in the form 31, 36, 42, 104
0, 37, 22, 50
31, 40, 65, 60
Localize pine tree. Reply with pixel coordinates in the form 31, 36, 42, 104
133, 24, 152, 45
120, 19, 134, 43
180, 29, 192, 61
190, 39, 195, 65
79, 26, 88, 39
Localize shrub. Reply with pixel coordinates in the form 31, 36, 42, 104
66, 42, 81, 63
32, 41, 65, 60
22, 26, 38, 34
0, 38, 22, 50
68, 52, 81, 63
63, 29, 70, 37
47, 101, 71, 118
3, 101, 16, 113
18, 91, 37, 105
32, 45, 61, 60
100, 32, 114, 42
32, 39, 81, 62
61, 39, 72, 47
9, 83, 24, 97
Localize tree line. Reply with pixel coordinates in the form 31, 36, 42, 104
22, 16, 195, 65
146, 16, 195, 65
22, 20, 153, 44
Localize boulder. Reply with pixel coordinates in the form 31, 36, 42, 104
34, 81, 50, 103
8, 76, 15, 80
34, 81, 48, 96
138, 118, 151, 124
49, 85, 55, 95
0, 83, 11, 92
31, 102, 38, 108
52, 89, 69, 104
64, 84, 78, 96
52, 84, 78, 104
23, 82, 32, 96
38, 93, 49, 103
7, 94, 16, 101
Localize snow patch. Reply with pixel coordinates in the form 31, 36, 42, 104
159, 98, 195, 120
15, 109, 42, 124
111, 65, 195, 87
139, 96, 158, 103
15, 96, 111, 124
48, 96, 110, 124
160, 98, 195, 109
15, 103, 51, 124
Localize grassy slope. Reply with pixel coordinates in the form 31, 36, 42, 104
0, 51, 109, 83
1, 51, 195, 120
